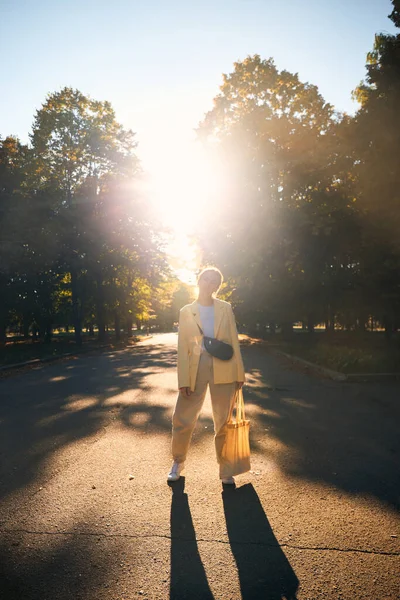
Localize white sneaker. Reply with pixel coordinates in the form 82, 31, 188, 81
167, 461, 185, 481
221, 476, 235, 485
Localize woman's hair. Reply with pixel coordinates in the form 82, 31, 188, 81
197, 266, 223, 292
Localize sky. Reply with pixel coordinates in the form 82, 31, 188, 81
1, 0, 396, 161
0, 0, 397, 280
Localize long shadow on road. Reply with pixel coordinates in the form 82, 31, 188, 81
223, 483, 299, 600
168, 479, 299, 600
169, 477, 214, 599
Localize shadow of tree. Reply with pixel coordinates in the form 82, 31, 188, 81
0, 344, 177, 503
169, 477, 214, 599
0, 517, 126, 599
0, 335, 399, 600
1, 339, 399, 509
222, 483, 299, 599
243, 345, 400, 510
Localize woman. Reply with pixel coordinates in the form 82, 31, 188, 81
168, 267, 245, 485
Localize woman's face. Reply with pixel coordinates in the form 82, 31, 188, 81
198, 272, 221, 296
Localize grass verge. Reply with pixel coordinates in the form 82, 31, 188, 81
0, 334, 141, 367
244, 332, 400, 374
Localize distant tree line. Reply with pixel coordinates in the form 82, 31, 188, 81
1, 2, 399, 345
0, 88, 189, 346
197, 1, 400, 339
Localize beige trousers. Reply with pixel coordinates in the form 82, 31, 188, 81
172, 352, 236, 477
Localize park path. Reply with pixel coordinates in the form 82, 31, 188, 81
0, 333, 399, 599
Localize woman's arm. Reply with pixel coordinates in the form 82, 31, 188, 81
177, 308, 191, 390
228, 305, 245, 384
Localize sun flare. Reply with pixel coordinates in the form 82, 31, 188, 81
147, 140, 224, 284
149, 142, 221, 228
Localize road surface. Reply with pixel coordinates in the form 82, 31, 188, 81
0, 333, 399, 599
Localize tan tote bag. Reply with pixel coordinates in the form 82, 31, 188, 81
220, 388, 251, 478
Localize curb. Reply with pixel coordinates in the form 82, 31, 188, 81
0, 346, 113, 372
272, 350, 348, 381
268, 347, 400, 383
0, 353, 74, 371
346, 372, 400, 382
0, 336, 151, 372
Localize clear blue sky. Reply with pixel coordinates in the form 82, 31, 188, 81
0, 0, 397, 171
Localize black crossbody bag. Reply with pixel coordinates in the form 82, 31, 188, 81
196, 322, 234, 361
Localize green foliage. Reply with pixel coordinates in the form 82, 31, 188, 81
197, 55, 359, 334
152, 280, 195, 331
349, 3, 400, 335
196, 30, 400, 339
31, 87, 137, 196
2, 3, 400, 349
284, 338, 400, 374
389, 0, 400, 27
1, 90, 172, 345
0, 136, 32, 343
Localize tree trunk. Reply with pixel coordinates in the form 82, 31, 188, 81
38, 324, 45, 340
44, 321, 53, 344
126, 274, 134, 338
70, 267, 82, 346
95, 273, 106, 342
0, 318, 6, 347
326, 305, 335, 332
23, 315, 30, 339
356, 318, 366, 332
126, 315, 133, 338
281, 321, 293, 339
368, 316, 374, 332
307, 313, 315, 334
114, 310, 121, 341
383, 315, 393, 341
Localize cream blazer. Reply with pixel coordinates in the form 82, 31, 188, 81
177, 298, 245, 391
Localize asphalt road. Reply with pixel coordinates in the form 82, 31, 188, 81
0, 333, 399, 600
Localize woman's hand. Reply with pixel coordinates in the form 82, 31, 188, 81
236, 381, 244, 390
179, 386, 192, 398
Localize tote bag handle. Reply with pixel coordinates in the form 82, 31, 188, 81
230, 388, 246, 424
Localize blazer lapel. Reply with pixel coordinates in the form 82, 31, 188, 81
214, 299, 224, 338
190, 301, 202, 333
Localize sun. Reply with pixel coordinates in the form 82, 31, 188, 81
147, 139, 223, 284
149, 140, 221, 229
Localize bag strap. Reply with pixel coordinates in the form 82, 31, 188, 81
230, 388, 246, 423
237, 389, 246, 422
196, 322, 204, 336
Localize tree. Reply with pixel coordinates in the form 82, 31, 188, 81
0, 90, 171, 348
30, 87, 138, 344
196, 55, 356, 334
152, 279, 194, 331
0, 137, 30, 344
389, 0, 400, 27
351, 0, 400, 337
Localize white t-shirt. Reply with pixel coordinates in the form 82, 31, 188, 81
198, 303, 215, 339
